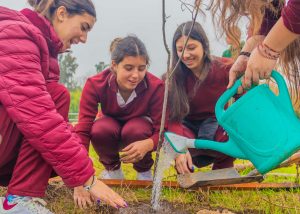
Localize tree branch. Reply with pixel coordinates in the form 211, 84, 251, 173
153, 0, 171, 174
153, 0, 201, 176
168, 0, 201, 78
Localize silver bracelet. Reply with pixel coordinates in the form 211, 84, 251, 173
83, 175, 96, 191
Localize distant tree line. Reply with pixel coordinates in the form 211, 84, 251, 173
58, 52, 108, 90
58, 52, 108, 115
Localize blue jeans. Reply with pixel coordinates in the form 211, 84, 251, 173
183, 118, 234, 169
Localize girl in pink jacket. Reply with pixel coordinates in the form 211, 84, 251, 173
0, 0, 126, 213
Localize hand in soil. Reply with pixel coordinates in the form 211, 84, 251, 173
90, 180, 127, 209
74, 186, 94, 209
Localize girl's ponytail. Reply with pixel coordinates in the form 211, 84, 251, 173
27, 0, 96, 20
27, 0, 55, 19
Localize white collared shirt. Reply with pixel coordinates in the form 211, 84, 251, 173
116, 90, 137, 108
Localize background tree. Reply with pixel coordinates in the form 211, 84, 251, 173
95, 61, 109, 73
59, 52, 79, 90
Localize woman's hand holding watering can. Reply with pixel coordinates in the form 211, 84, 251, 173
227, 35, 266, 89
227, 55, 249, 93
227, 46, 277, 89
242, 47, 277, 89
242, 17, 300, 88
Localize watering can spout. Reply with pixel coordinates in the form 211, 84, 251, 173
193, 138, 247, 159
164, 132, 247, 159
164, 132, 195, 154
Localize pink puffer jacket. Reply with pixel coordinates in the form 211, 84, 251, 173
0, 7, 94, 187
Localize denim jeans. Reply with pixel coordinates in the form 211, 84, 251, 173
183, 118, 234, 169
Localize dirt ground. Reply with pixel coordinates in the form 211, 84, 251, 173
110, 201, 235, 214
0, 183, 265, 214
116, 201, 189, 214
45, 183, 238, 214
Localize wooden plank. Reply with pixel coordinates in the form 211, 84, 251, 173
177, 168, 264, 188
49, 177, 300, 190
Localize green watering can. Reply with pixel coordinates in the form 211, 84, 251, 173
165, 70, 300, 174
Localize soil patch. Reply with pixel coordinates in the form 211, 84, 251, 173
116, 201, 188, 214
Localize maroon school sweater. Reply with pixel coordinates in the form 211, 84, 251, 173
259, 0, 283, 36
282, 0, 300, 34
260, 0, 300, 35
75, 69, 164, 149
185, 58, 231, 121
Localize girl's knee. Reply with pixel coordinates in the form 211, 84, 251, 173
121, 118, 152, 140
91, 118, 121, 140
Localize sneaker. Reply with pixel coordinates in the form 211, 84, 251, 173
0, 195, 53, 214
100, 168, 124, 179
137, 170, 153, 181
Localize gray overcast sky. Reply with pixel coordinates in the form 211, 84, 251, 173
1, 0, 247, 83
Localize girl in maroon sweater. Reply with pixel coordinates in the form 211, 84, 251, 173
75, 36, 164, 180
167, 21, 235, 174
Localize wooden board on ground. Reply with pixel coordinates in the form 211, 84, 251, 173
177, 168, 264, 188
49, 176, 300, 190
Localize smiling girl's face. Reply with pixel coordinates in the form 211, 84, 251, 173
52, 6, 96, 51
112, 55, 147, 93
176, 36, 204, 74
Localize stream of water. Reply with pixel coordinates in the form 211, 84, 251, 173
151, 141, 177, 211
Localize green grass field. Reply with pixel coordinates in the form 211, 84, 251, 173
1, 147, 299, 213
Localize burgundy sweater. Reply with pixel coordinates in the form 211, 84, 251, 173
75, 69, 164, 149
185, 58, 231, 121
260, 0, 300, 35
282, 0, 300, 34
259, 0, 284, 36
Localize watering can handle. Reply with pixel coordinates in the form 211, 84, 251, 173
215, 70, 293, 119
272, 71, 294, 114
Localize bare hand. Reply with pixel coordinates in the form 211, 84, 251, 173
175, 152, 193, 174
242, 47, 276, 88
89, 180, 127, 209
120, 139, 153, 163
74, 186, 94, 209
227, 55, 249, 89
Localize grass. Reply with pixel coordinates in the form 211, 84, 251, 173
1, 146, 299, 213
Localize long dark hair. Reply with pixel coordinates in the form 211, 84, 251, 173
27, 0, 96, 20
169, 21, 212, 122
